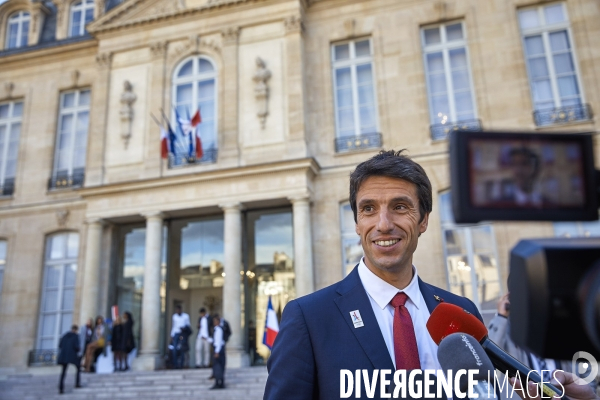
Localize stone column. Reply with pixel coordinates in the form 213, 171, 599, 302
143, 41, 168, 178
290, 196, 314, 297
85, 52, 113, 186
219, 27, 241, 166
283, 14, 308, 157
132, 211, 164, 371
79, 219, 104, 326
220, 202, 249, 368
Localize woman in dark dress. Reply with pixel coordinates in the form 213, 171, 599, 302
120, 312, 135, 371
111, 316, 124, 371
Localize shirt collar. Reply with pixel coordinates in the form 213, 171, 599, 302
357, 258, 422, 311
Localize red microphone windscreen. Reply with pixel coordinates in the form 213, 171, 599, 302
426, 303, 488, 344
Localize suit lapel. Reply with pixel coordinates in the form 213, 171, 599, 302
418, 278, 443, 314
334, 268, 395, 370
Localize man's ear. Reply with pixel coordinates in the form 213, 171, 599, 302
419, 213, 430, 235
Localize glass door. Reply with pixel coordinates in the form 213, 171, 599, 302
244, 209, 296, 365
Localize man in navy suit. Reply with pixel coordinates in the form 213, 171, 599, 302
264, 150, 482, 399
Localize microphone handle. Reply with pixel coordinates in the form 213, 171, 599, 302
481, 337, 562, 398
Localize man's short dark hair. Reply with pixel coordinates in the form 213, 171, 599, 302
349, 149, 433, 223
508, 146, 540, 175
71, 324, 78, 331
199, 307, 206, 313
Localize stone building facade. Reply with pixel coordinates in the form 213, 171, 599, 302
0, 0, 598, 371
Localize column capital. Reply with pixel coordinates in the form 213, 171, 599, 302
219, 202, 244, 212
85, 217, 105, 226
288, 195, 311, 204
142, 211, 165, 220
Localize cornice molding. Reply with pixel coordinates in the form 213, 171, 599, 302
88, 0, 265, 35
79, 158, 321, 198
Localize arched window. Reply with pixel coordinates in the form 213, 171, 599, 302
6, 11, 29, 49
171, 56, 217, 166
69, 0, 94, 37
36, 232, 79, 350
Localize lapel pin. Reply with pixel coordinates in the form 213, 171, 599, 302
434, 295, 444, 302
350, 310, 364, 328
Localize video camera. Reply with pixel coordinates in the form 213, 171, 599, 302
449, 129, 600, 362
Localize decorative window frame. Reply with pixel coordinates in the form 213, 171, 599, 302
0, 0, 50, 51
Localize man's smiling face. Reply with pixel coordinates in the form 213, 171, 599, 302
355, 176, 429, 279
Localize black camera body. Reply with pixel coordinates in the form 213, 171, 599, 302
449, 129, 600, 359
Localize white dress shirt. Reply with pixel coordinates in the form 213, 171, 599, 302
357, 259, 442, 371
171, 312, 190, 337
209, 325, 224, 353
199, 315, 209, 339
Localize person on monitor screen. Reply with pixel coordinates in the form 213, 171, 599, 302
501, 146, 552, 207
264, 149, 484, 399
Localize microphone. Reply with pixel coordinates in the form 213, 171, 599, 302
437, 332, 496, 399
427, 303, 562, 398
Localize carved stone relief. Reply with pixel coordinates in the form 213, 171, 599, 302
3, 83, 14, 99
95, 52, 113, 69
169, 35, 221, 63
253, 57, 271, 129
120, 80, 137, 149
221, 26, 240, 46
150, 41, 168, 59
284, 15, 304, 34
71, 70, 80, 87
56, 209, 70, 227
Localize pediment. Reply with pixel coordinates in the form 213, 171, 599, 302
88, 0, 259, 34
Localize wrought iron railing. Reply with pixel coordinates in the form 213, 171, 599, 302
1, 178, 14, 196
168, 148, 218, 168
335, 133, 382, 153
533, 103, 592, 126
430, 119, 482, 141
48, 169, 85, 190
28, 349, 58, 366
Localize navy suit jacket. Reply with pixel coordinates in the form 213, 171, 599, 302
264, 266, 483, 400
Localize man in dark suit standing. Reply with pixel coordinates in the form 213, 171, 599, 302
58, 325, 82, 394
264, 150, 483, 399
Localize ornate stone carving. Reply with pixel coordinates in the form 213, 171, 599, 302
343, 18, 356, 37
149, 41, 168, 59
284, 15, 304, 34
253, 57, 271, 129
169, 35, 221, 62
71, 70, 80, 87
3, 83, 14, 99
221, 26, 240, 46
120, 80, 137, 149
56, 209, 70, 227
95, 52, 113, 69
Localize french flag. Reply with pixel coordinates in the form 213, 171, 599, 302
192, 109, 203, 159
263, 296, 279, 350
160, 127, 168, 159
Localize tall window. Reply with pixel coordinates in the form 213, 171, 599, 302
332, 39, 379, 152
0, 240, 6, 305
6, 11, 29, 49
0, 101, 22, 196
422, 22, 477, 139
37, 233, 79, 350
518, 3, 585, 125
172, 56, 217, 166
439, 192, 501, 325
51, 89, 90, 189
340, 202, 362, 276
69, 0, 94, 37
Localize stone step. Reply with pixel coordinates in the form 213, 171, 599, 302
0, 366, 268, 400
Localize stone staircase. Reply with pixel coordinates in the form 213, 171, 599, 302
0, 366, 268, 400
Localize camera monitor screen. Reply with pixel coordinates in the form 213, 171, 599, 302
450, 130, 598, 223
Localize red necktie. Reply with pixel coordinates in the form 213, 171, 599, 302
390, 292, 421, 370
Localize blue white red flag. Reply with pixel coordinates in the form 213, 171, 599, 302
263, 296, 279, 350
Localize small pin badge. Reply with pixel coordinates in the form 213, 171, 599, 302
434, 295, 444, 302
350, 310, 364, 328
